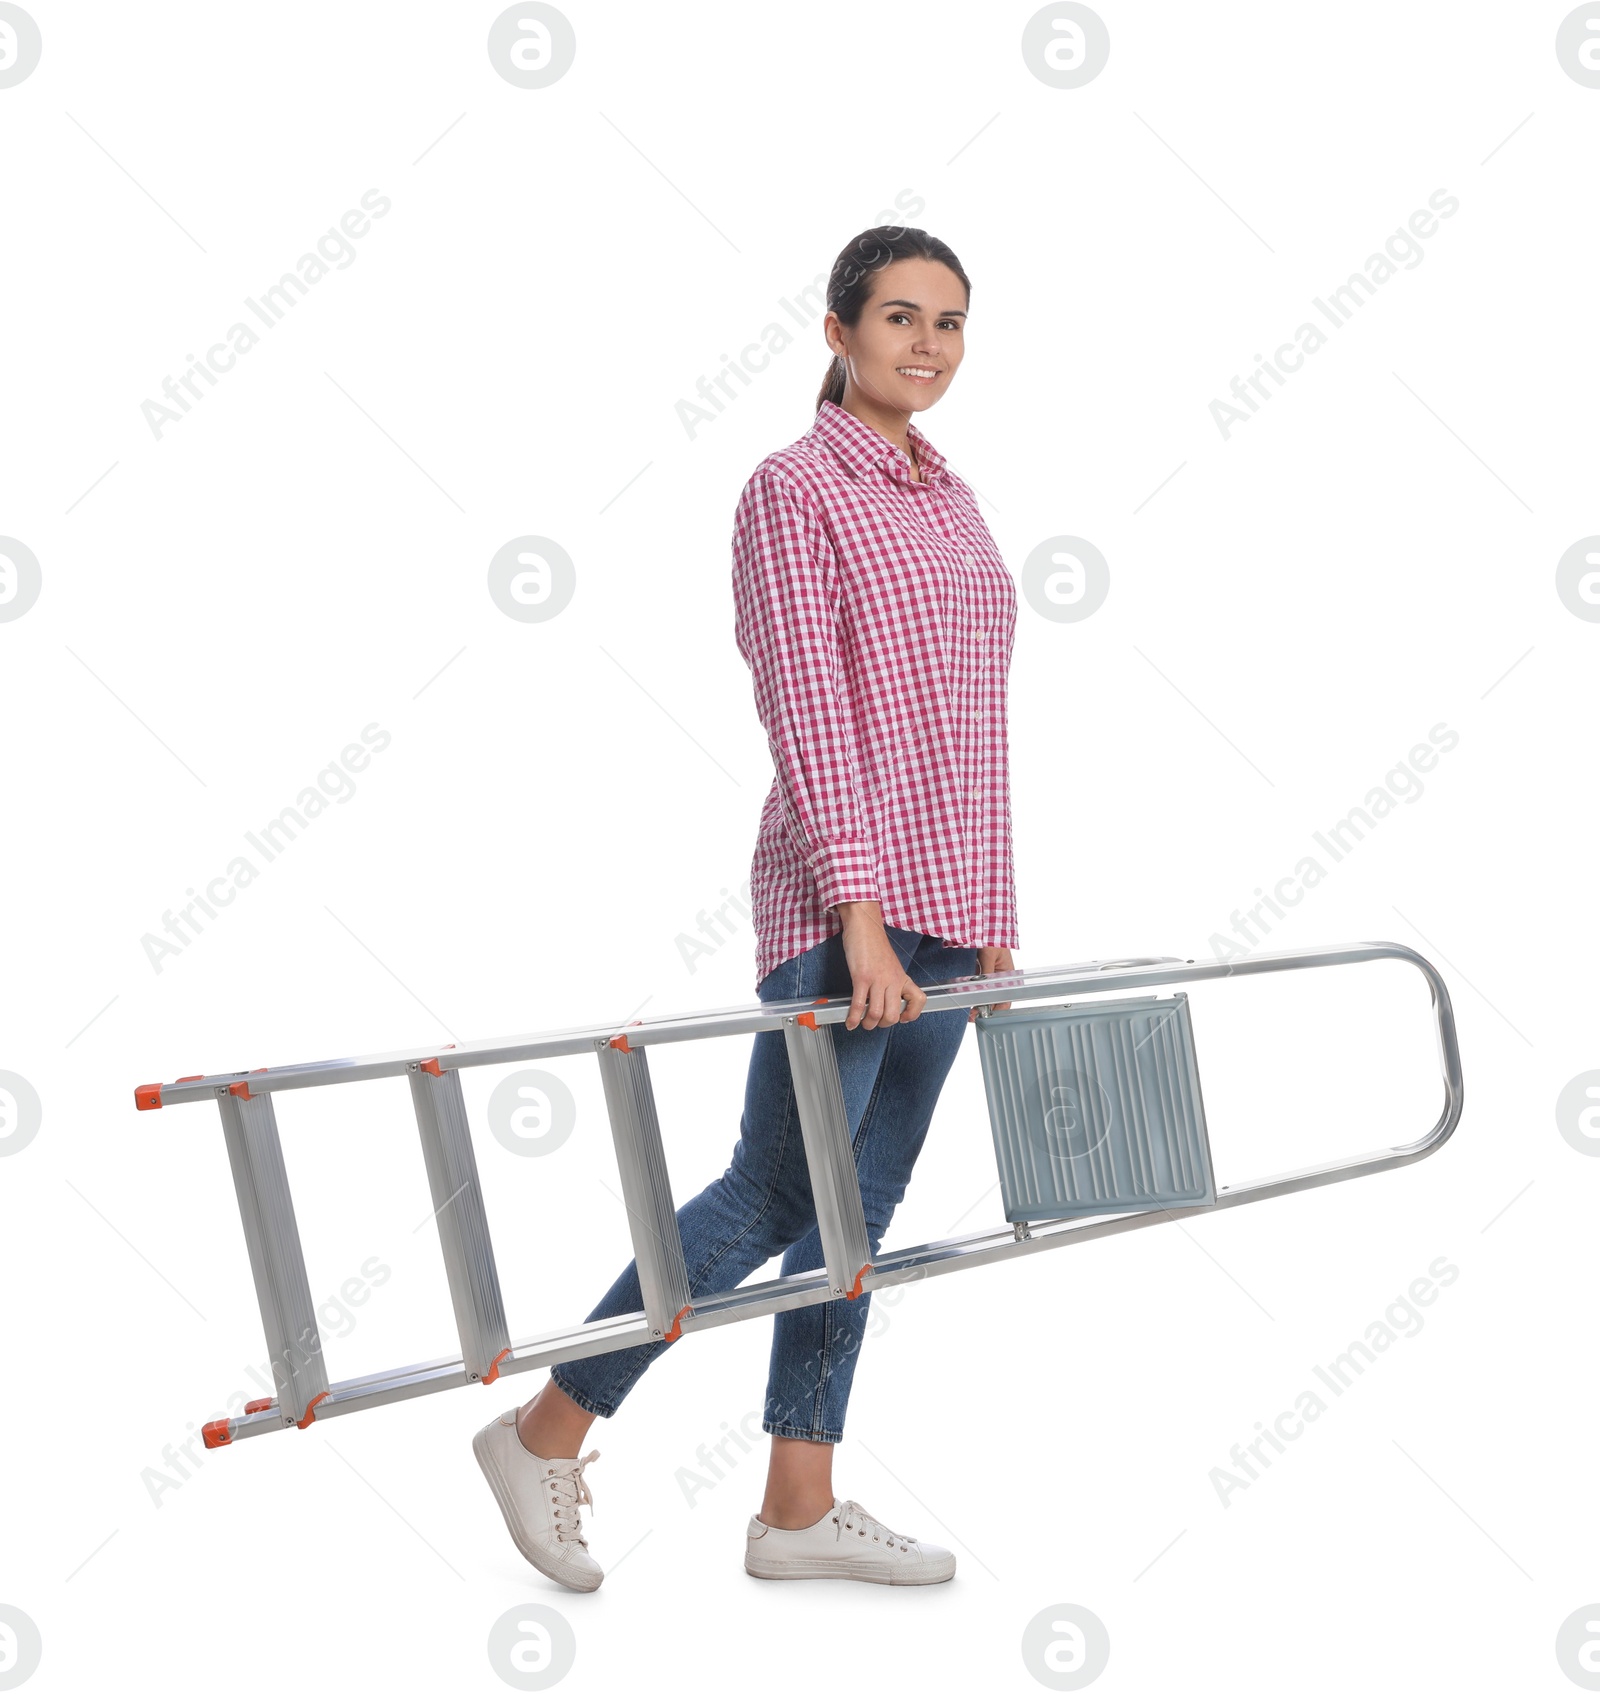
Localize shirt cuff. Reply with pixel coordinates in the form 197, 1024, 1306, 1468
805, 843, 882, 913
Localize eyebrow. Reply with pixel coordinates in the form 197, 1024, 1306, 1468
877, 299, 967, 318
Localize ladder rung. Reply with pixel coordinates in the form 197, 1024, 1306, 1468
594, 1039, 693, 1340
782, 1018, 873, 1299
216, 1089, 330, 1426
408, 1065, 511, 1383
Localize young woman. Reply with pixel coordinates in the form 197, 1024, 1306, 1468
474, 226, 1019, 1590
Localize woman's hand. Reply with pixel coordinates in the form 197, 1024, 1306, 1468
836, 902, 927, 1029
969, 945, 1015, 1022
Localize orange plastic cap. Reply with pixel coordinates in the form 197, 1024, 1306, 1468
796, 996, 830, 1030
295, 1390, 330, 1429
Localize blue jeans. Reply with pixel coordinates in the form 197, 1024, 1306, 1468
549, 926, 978, 1444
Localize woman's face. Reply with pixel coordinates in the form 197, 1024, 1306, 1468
825, 257, 967, 414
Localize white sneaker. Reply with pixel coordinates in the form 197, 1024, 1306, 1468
472, 1407, 604, 1592
744, 1495, 956, 1585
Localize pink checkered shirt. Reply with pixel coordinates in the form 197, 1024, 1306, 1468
731, 399, 1020, 988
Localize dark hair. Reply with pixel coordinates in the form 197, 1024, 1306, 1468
815, 226, 972, 411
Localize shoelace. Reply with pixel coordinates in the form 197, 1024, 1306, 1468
834, 1498, 917, 1552
542, 1449, 601, 1545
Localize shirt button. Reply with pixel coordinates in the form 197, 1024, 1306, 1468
963, 552, 976, 566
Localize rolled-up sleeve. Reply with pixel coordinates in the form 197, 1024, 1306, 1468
732, 467, 882, 913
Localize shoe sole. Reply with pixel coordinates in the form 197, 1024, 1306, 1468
472, 1425, 603, 1593
744, 1556, 954, 1585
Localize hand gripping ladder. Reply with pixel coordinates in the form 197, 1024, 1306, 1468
131, 940, 1463, 1449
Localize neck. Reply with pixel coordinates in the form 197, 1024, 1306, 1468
836, 390, 919, 471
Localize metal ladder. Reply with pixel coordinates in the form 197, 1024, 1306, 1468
131, 940, 1463, 1449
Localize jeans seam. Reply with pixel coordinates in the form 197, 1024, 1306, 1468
801, 1045, 885, 1441
693, 1050, 802, 1288
696, 938, 822, 1283
850, 1028, 891, 1164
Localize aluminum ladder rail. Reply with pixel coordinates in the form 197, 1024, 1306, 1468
131, 940, 1463, 1447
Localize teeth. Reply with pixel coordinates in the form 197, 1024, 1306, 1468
898, 367, 938, 377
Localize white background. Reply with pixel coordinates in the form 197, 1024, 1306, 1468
2, 2, 1595, 1689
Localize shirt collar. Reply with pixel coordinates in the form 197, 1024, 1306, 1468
810, 399, 949, 489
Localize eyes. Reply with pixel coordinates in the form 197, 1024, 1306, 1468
886, 312, 963, 331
